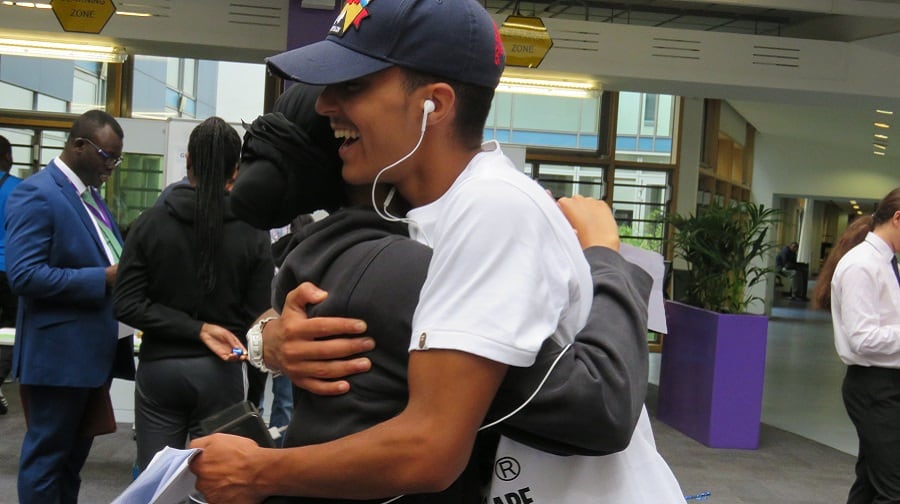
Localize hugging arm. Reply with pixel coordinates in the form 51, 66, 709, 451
486, 196, 651, 455
488, 246, 651, 455
190, 349, 507, 502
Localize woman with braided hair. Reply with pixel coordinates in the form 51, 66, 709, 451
114, 117, 274, 472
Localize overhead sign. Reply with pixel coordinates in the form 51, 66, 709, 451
51, 0, 117, 34
499, 16, 553, 68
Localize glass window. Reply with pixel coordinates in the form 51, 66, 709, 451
132, 56, 265, 122
617, 92, 640, 135
0, 81, 34, 110
1, 57, 107, 113
485, 92, 601, 150
107, 153, 165, 228
182, 59, 196, 97
75, 61, 102, 74
40, 130, 66, 167
534, 164, 605, 199
166, 57, 180, 88
37, 93, 68, 113
641, 93, 658, 135
657, 94, 674, 137
181, 97, 197, 118
612, 168, 670, 253
71, 63, 107, 114
0, 127, 35, 179
212, 61, 266, 124
72, 76, 101, 114
615, 91, 677, 165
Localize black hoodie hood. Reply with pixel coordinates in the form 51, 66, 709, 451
231, 83, 345, 230
272, 207, 409, 312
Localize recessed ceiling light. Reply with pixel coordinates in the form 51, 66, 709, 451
875, 122, 891, 129
875, 134, 889, 140
876, 109, 894, 115
874, 150, 887, 156
874, 143, 888, 150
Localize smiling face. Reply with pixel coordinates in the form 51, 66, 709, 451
315, 67, 429, 187
71, 124, 123, 188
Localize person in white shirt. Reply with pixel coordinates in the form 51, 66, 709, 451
188, 1, 597, 501
813, 186, 900, 504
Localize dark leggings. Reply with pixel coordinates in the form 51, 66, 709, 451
134, 355, 246, 471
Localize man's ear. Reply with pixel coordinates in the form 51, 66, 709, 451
424, 83, 455, 126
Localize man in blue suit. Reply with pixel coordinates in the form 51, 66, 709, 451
5, 109, 134, 504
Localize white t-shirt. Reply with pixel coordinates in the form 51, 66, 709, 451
406, 141, 592, 367
831, 232, 900, 367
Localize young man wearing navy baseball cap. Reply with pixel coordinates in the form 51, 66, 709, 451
190, 0, 595, 501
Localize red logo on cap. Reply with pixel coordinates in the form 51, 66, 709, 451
492, 21, 505, 66
330, 0, 373, 37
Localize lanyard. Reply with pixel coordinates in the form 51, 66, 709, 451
80, 186, 113, 229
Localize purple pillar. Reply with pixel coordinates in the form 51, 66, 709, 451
287, 2, 340, 50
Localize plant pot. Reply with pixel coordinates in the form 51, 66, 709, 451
656, 300, 768, 449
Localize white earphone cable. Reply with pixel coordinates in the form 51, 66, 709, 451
378, 343, 572, 504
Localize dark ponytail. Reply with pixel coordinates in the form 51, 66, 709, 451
812, 216, 872, 310
188, 117, 241, 293
813, 187, 900, 309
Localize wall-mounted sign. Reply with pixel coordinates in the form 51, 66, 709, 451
51, 0, 117, 34
499, 16, 553, 68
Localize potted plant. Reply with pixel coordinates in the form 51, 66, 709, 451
656, 201, 781, 449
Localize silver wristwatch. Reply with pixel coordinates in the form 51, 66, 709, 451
247, 316, 280, 376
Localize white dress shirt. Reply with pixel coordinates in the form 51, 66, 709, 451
831, 232, 900, 367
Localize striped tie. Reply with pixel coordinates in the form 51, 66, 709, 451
82, 188, 122, 261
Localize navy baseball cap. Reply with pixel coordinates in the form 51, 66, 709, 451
267, 0, 506, 89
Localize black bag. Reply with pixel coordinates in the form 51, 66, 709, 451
199, 400, 275, 448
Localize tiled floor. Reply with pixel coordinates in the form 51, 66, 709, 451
649, 287, 858, 456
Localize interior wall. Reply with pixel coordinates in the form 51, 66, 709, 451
749, 130, 899, 313
752, 133, 899, 206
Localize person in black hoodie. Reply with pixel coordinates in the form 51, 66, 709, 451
114, 117, 274, 472
190, 84, 661, 503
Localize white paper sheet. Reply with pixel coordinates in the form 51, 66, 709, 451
111, 446, 202, 504
618, 243, 668, 334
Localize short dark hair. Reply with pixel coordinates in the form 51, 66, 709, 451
401, 68, 494, 150
68, 110, 124, 145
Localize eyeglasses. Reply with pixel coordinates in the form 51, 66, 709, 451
77, 137, 123, 168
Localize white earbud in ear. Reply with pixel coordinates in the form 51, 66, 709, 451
421, 99, 435, 133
